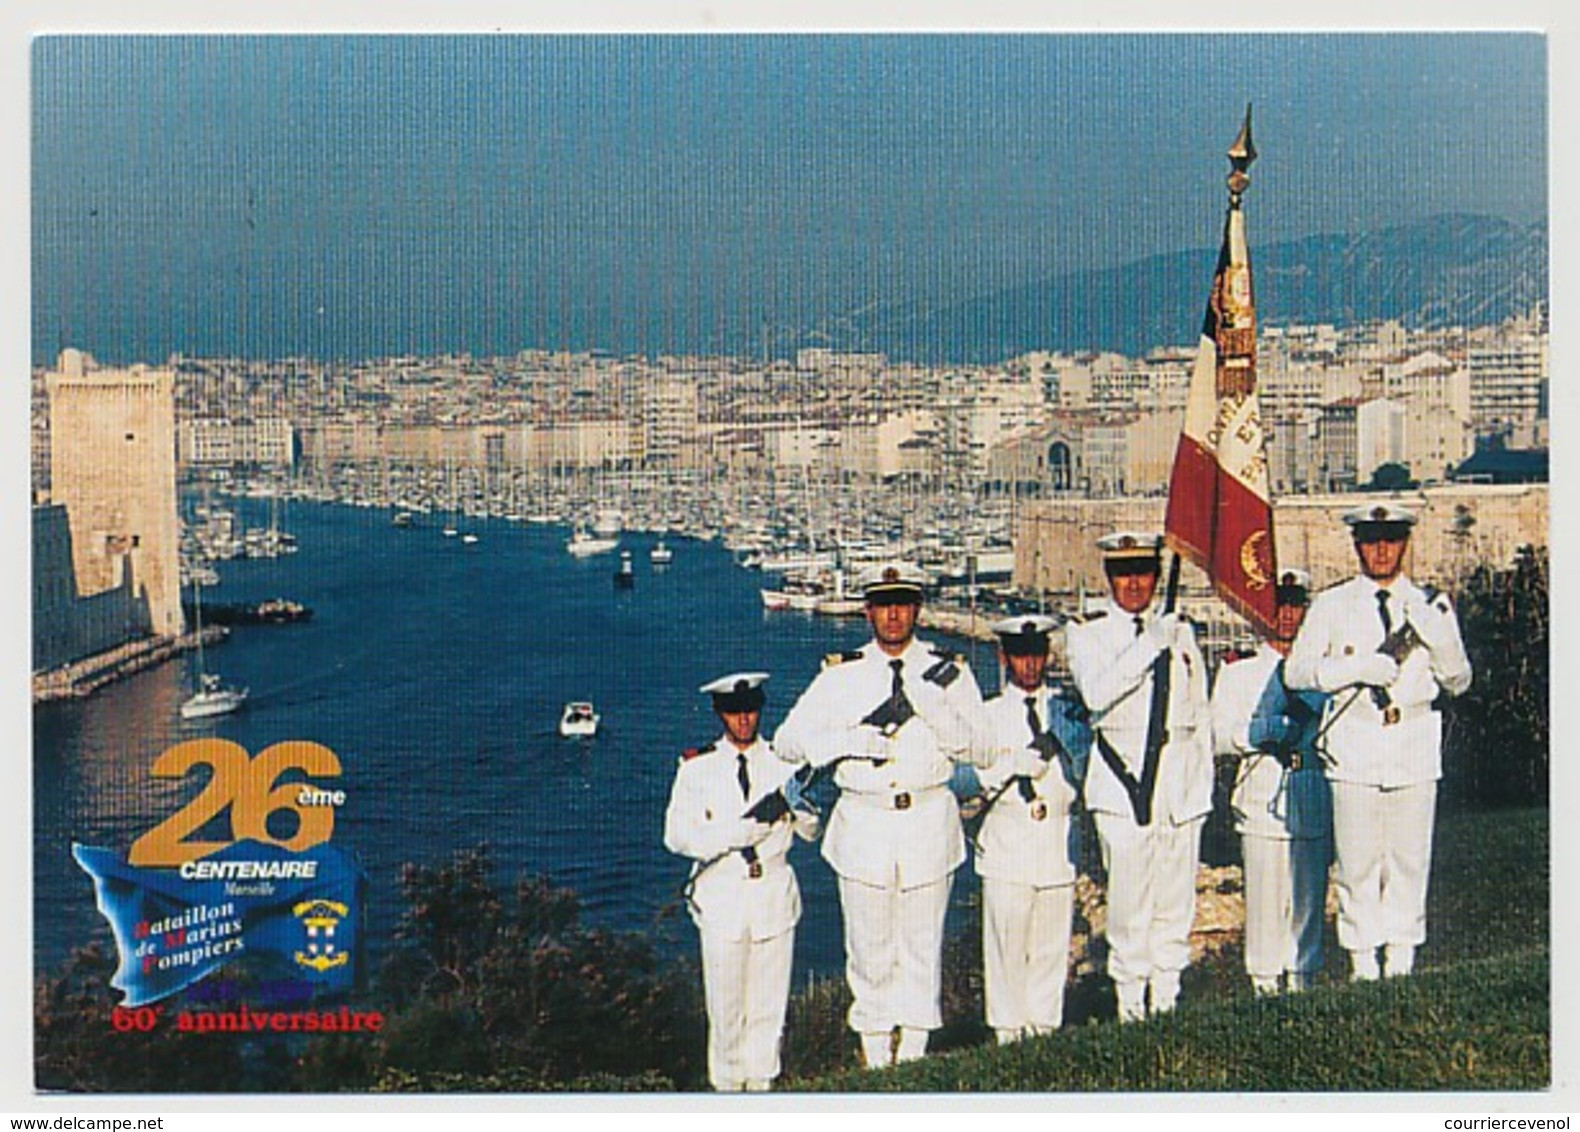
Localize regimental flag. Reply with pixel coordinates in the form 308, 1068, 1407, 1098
1164, 107, 1278, 633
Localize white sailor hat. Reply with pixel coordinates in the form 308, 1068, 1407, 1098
1096, 531, 1164, 564
990, 614, 1058, 654
862, 563, 926, 603
699, 671, 769, 711
1273, 568, 1312, 604
989, 614, 1058, 638
1342, 502, 1417, 531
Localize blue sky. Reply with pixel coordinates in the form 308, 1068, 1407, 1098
30, 32, 1547, 362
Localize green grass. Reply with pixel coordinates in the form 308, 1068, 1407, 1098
784, 804, 1550, 1092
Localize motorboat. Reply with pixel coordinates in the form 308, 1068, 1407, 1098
649, 538, 674, 566
567, 527, 620, 557
559, 701, 599, 738
461, 532, 480, 545
181, 673, 249, 720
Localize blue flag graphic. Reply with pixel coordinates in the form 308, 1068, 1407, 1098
73, 841, 365, 1007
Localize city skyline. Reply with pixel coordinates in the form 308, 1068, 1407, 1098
30, 31, 1547, 366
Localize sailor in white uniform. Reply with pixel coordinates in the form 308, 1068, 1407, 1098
774, 564, 999, 1069
1284, 503, 1472, 981
1209, 568, 1333, 994
663, 672, 819, 1091
1064, 532, 1212, 1021
972, 614, 1080, 1043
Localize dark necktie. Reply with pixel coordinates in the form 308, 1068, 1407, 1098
737, 753, 751, 800
1019, 695, 1041, 801
890, 658, 904, 698
1134, 615, 1145, 638
1377, 590, 1393, 635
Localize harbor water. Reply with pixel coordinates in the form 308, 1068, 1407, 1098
33, 500, 1005, 985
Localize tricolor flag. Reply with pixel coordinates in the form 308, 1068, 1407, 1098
1164, 107, 1278, 633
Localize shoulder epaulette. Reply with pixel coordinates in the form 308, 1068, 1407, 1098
1223, 648, 1256, 665
823, 650, 863, 668
1078, 609, 1108, 623
681, 741, 716, 762
929, 644, 963, 662
984, 689, 1003, 703
923, 650, 962, 687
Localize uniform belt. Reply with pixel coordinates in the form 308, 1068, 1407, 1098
844, 784, 947, 811
1373, 701, 1437, 727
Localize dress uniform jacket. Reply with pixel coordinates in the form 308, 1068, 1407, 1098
1211, 645, 1332, 841
663, 736, 806, 941
774, 636, 998, 889
1065, 600, 1212, 825
974, 687, 1079, 888
1283, 576, 1472, 788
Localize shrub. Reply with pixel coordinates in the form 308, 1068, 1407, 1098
1441, 545, 1549, 808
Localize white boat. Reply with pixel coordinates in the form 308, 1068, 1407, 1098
567, 527, 620, 557
181, 673, 249, 720
461, 532, 480, 545
592, 509, 624, 537
442, 525, 459, 538
650, 539, 674, 565
559, 701, 599, 738
180, 583, 247, 720
759, 589, 792, 611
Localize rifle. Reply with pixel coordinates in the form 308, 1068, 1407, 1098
1133, 552, 1183, 826
860, 686, 916, 737
1311, 619, 1425, 749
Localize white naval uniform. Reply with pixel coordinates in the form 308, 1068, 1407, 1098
663, 734, 814, 1091
774, 636, 996, 1063
1284, 574, 1471, 976
1065, 599, 1212, 1019
1210, 645, 1333, 991
973, 685, 1078, 1040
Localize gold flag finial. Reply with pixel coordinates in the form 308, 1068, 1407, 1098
1227, 103, 1256, 203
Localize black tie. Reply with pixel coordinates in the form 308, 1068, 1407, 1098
890, 658, 904, 699
1377, 590, 1393, 635
1134, 615, 1145, 638
737, 753, 751, 800
1019, 695, 1041, 801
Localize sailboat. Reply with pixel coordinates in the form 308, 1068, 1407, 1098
180, 574, 248, 720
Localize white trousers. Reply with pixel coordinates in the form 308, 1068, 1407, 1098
1241, 833, 1331, 983
981, 877, 1074, 1034
699, 926, 794, 1091
1093, 813, 1204, 992
837, 872, 953, 1035
1329, 780, 1436, 954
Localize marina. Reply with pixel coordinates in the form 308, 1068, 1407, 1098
33, 498, 1007, 984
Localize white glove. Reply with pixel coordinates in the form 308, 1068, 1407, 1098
1013, 746, 1048, 780
1353, 653, 1400, 689
833, 724, 889, 762
1144, 612, 1182, 654
1405, 594, 1458, 654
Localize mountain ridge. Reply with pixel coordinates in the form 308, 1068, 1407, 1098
808, 213, 1548, 364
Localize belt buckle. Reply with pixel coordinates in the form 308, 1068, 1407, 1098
748, 861, 763, 879
1030, 800, 1048, 822
894, 792, 912, 811
1383, 706, 1401, 726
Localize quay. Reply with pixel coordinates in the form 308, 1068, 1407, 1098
33, 625, 227, 704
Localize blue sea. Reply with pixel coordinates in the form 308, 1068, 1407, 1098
33, 501, 1004, 984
